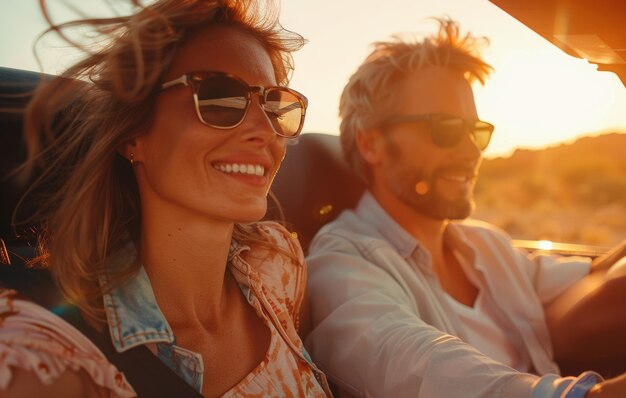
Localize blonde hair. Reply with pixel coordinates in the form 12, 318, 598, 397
339, 18, 493, 182
20, 0, 305, 327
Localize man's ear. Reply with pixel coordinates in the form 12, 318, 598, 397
355, 129, 385, 165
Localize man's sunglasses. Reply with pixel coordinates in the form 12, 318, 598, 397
383, 114, 494, 151
161, 71, 308, 138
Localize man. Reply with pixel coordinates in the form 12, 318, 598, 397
304, 18, 626, 398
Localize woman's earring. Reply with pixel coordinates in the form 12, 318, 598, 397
130, 153, 134, 165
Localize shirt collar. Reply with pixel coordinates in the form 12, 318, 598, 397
445, 221, 481, 272
354, 191, 478, 266
100, 241, 175, 352
355, 191, 421, 258
101, 238, 255, 353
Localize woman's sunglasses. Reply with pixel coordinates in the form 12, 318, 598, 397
383, 113, 494, 151
160, 71, 308, 138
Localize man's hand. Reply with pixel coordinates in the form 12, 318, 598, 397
545, 266, 626, 376
586, 372, 626, 398
591, 239, 626, 274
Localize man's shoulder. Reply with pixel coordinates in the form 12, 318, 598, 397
314, 209, 382, 240
309, 210, 390, 254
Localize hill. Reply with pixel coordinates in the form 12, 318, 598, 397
473, 132, 626, 246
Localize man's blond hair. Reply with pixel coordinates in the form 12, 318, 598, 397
339, 18, 493, 182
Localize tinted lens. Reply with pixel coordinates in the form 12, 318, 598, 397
470, 121, 494, 150
432, 117, 465, 148
264, 88, 305, 137
194, 75, 249, 127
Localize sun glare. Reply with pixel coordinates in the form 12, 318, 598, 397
538, 240, 554, 251
475, 47, 624, 157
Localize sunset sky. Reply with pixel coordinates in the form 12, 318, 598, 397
1, 0, 625, 158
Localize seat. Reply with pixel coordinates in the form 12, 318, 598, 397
1, 67, 55, 271
268, 133, 365, 254
0, 67, 44, 250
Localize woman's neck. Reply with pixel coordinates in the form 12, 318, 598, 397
138, 203, 236, 329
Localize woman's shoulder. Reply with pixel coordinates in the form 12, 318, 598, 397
0, 289, 135, 397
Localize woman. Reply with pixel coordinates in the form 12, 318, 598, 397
0, 0, 331, 396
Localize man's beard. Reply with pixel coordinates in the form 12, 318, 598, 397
384, 140, 475, 220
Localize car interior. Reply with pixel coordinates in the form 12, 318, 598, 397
0, 0, 624, 387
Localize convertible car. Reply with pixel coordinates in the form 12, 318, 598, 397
0, 0, 625, 390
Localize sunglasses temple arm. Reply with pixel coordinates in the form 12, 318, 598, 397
161, 75, 189, 90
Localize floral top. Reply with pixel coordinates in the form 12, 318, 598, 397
0, 222, 331, 397
0, 289, 135, 397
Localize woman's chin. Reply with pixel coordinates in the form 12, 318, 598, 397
231, 206, 268, 224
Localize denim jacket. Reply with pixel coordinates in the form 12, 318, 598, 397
101, 222, 331, 396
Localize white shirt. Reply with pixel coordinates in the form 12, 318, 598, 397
444, 289, 531, 372
305, 191, 595, 398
